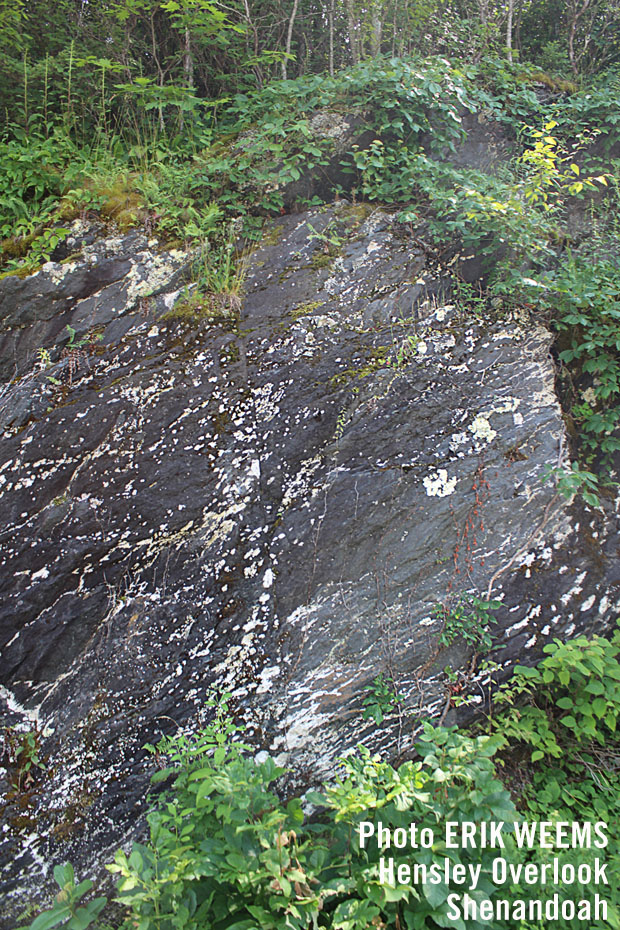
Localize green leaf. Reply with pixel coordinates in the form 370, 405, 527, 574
423, 880, 449, 907
26, 909, 71, 930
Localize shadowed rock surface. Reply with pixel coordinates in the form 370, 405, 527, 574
1, 205, 618, 923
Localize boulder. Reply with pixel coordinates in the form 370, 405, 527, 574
0, 205, 618, 922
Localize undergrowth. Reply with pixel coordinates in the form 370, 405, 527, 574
22, 624, 620, 930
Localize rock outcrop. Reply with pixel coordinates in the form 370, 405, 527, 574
1, 205, 618, 923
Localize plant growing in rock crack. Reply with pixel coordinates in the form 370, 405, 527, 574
166, 226, 245, 324
434, 594, 500, 654
542, 462, 602, 508
452, 274, 488, 319
307, 219, 345, 269
61, 325, 102, 383
361, 673, 403, 725
443, 666, 476, 709
389, 331, 421, 368
2, 726, 47, 792
306, 220, 344, 255
36, 347, 52, 369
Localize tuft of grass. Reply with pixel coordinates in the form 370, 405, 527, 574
162, 287, 241, 324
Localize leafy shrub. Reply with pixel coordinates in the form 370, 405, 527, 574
537, 41, 572, 76
361, 673, 403, 725
0, 130, 84, 239
23, 625, 620, 930
542, 462, 602, 507
529, 256, 620, 460
108, 695, 520, 930
494, 623, 620, 761
110, 697, 323, 930
493, 626, 620, 929
556, 68, 620, 149
434, 594, 500, 653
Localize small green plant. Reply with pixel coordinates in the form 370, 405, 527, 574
64, 325, 90, 350
434, 594, 500, 653
361, 673, 403, 725
542, 462, 602, 507
3, 726, 47, 792
37, 347, 52, 368
443, 665, 474, 708
390, 330, 421, 368
29, 225, 71, 267
164, 285, 241, 324
163, 226, 245, 324
452, 275, 488, 318
20, 863, 107, 930
306, 220, 344, 253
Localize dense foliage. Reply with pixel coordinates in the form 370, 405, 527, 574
2, 0, 620, 136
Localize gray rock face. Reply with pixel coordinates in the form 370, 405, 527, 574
1, 206, 618, 922
435, 110, 514, 172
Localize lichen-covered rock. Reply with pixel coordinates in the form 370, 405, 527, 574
0, 220, 190, 385
0, 206, 618, 923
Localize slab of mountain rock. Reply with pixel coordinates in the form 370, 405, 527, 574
0, 206, 618, 922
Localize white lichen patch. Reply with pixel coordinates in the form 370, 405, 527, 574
449, 431, 469, 451
561, 571, 587, 606
280, 455, 322, 511
41, 261, 78, 284
492, 396, 521, 414
125, 251, 185, 305
199, 502, 245, 550
468, 397, 521, 445
469, 414, 496, 443
31, 567, 50, 581
423, 468, 457, 497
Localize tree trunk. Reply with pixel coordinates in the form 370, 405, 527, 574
328, 0, 334, 75
150, 10, 165, 132
183, 27, 194, 88
568, 0, 592, 76
506, 0, 514, 62
370, 0, 383, 57
344, 0, 360, 64
282, 0, 300, 79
